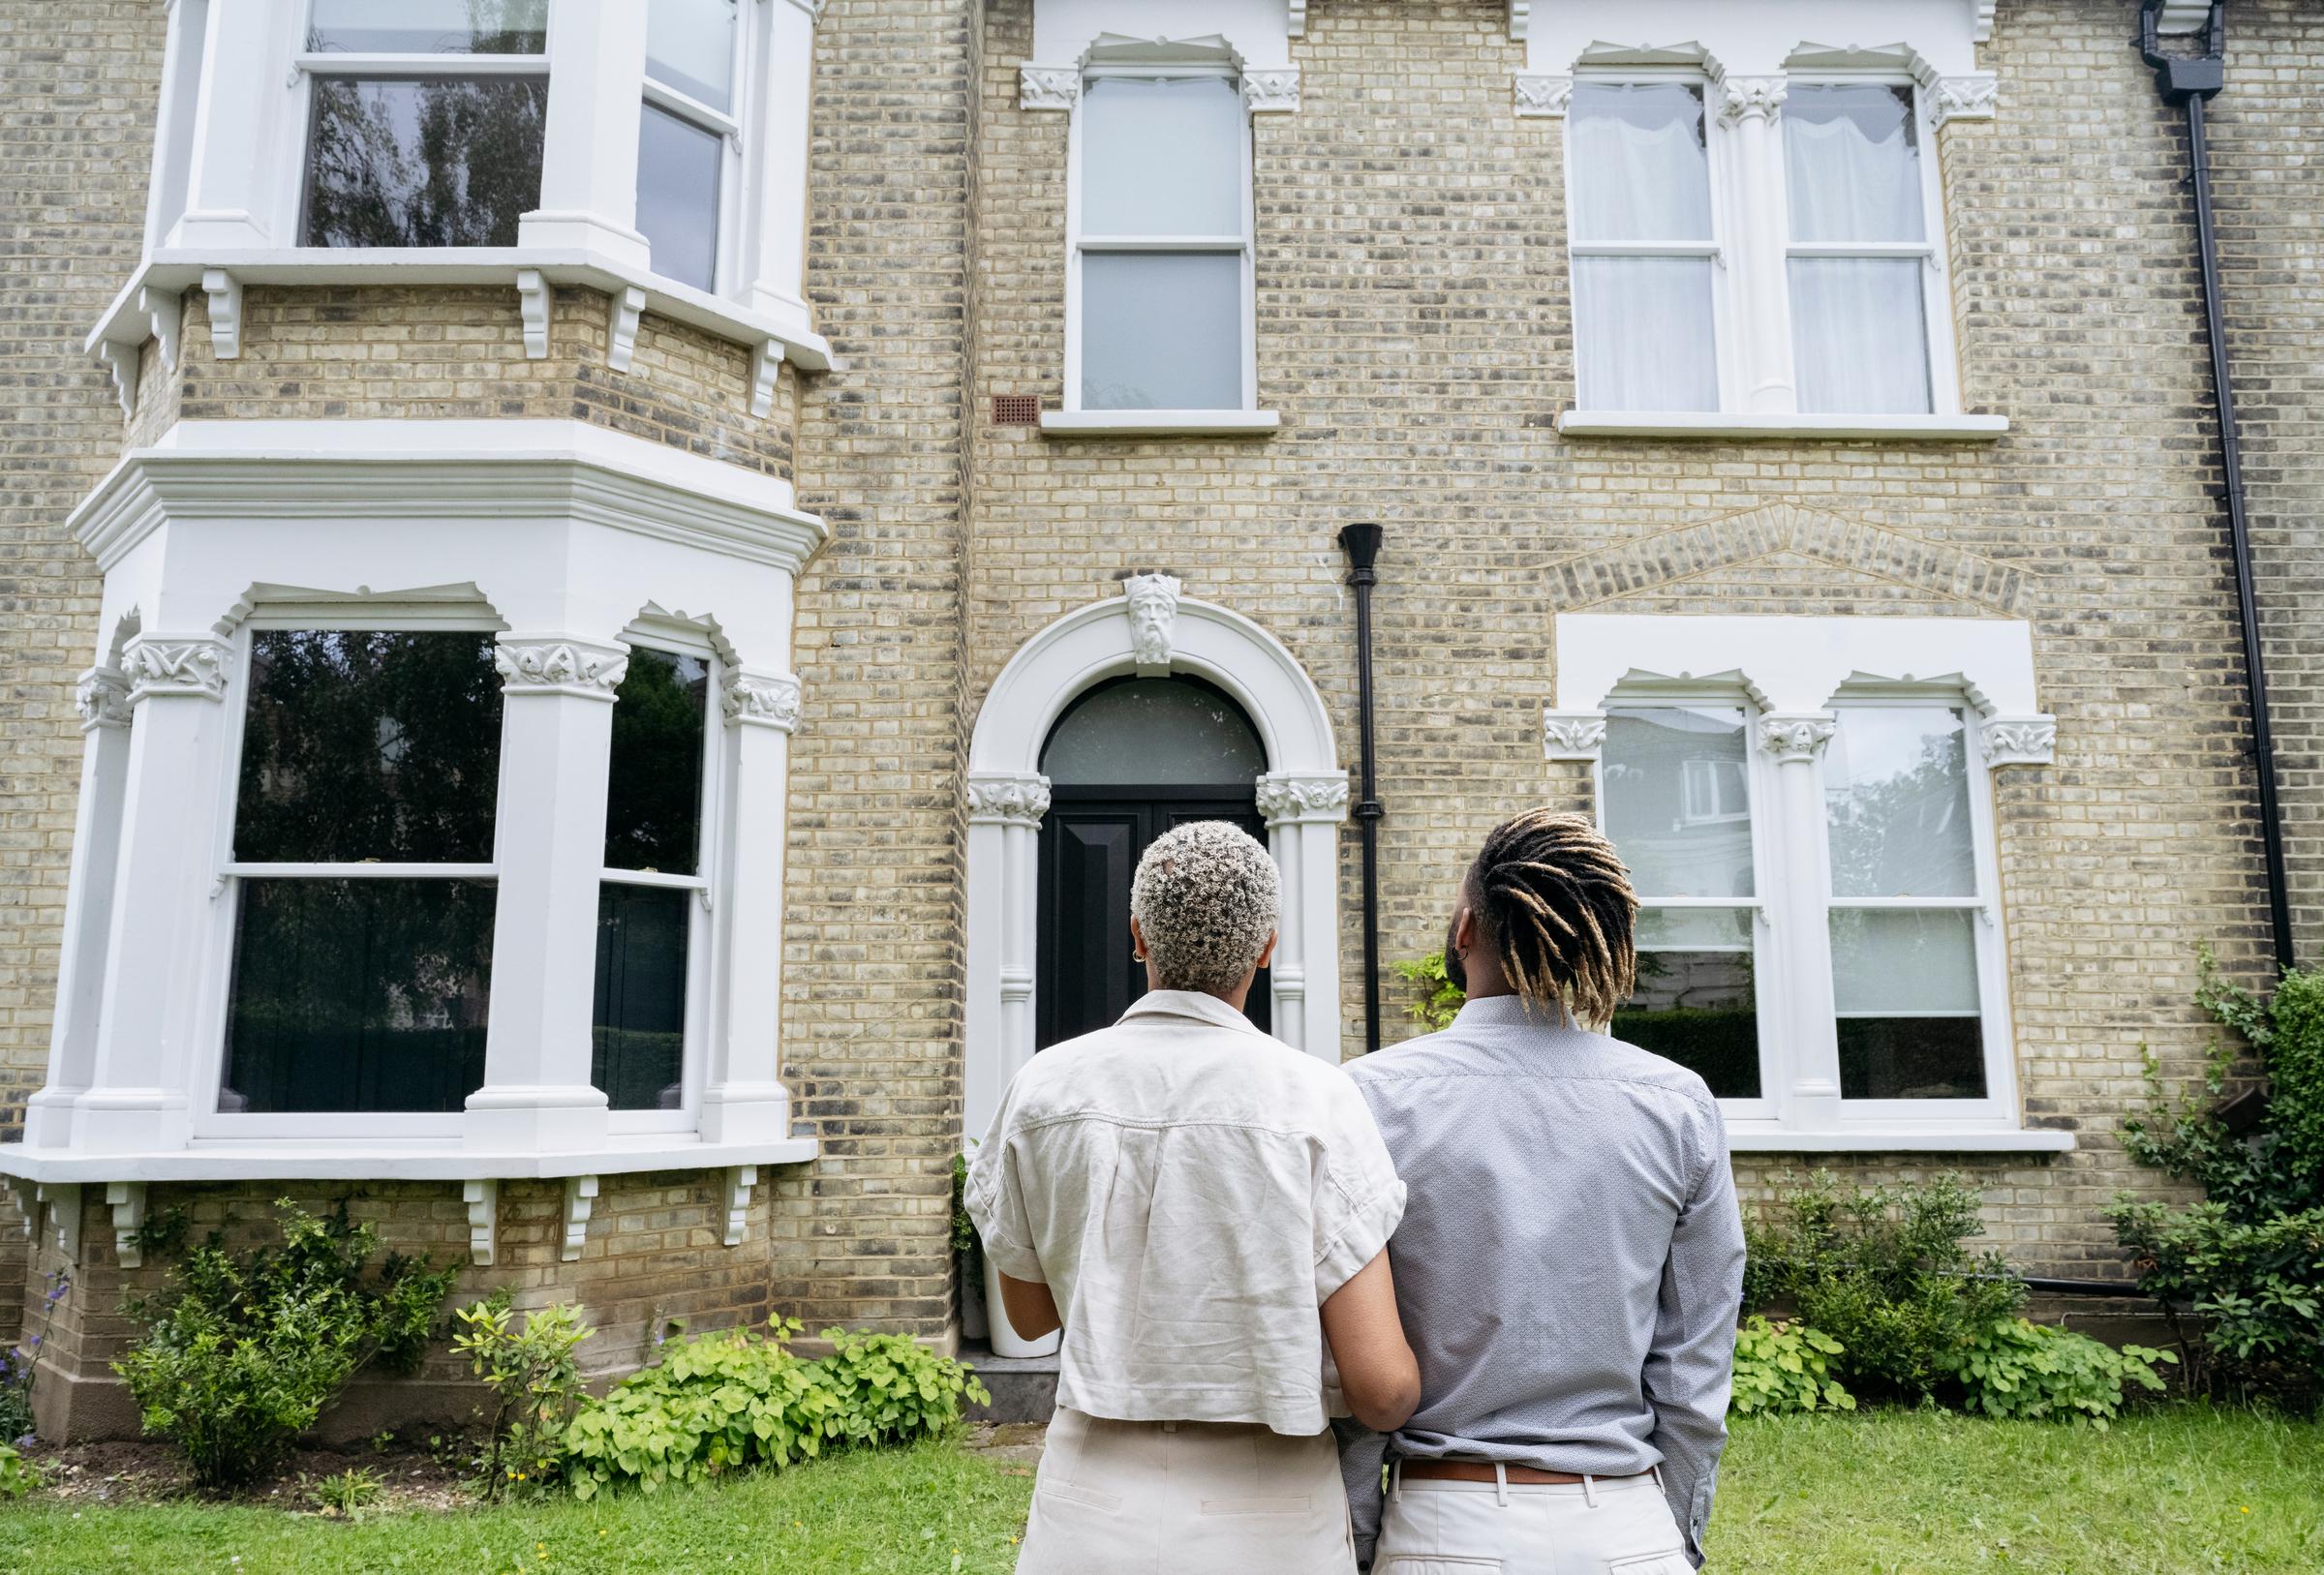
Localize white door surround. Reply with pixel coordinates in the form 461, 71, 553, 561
963, 580, 1349, 1141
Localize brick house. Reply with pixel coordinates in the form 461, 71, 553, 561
1, 0, 2317, 1439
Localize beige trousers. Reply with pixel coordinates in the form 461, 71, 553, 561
1373, 1466, 1693, 1575
1018, 1406, 1357, 1575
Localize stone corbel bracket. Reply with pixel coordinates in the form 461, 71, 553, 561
1980, 713, 2057, 768
1543, 708, 1607, 762
1241, 69, 1300, 114
1020, 64, 1080, 111
37, 1183, 83, 1258
107, 1181, 148, 1269
1928, 71, 1999, 127
517, 268, 551, 359
97, 341, 139, 417
139, 285, 182, 371
720, 1165, 758, 1248
464, 1178, 500, 1266
1288, 0, 1307, 37
749, 340, 781, 417
1514, 73, 1572, 118
201, 268, 242, 359
607, 287, 646, 372
561, 1174, 598, 1261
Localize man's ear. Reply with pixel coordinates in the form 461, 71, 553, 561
1131, 913, 1147, 961
1452, 905, 1478, 954
1255, 928, 1279, 971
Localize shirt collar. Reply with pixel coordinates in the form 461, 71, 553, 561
1452, 993, 1588, 1032
1120, 988, 1269, 1036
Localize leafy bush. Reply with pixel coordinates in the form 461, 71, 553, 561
1392, 952, 1464, 1032
560, 1318, 988, 1499
452, 1291, 591, 1499
1942, 1318, 2175, 1424
951, 1150, 982, 1293
0, 1441, 39, 1500
114, 1201, 458, 1490
2110, 951, 2324, 1405
1729, 1317, 1854, 1415
1745, 1170, 2024, 1401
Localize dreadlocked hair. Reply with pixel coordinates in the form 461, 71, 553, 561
1469, 808, 1639, 1026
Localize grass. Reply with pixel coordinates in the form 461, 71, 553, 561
0, 1408, 2316, 1575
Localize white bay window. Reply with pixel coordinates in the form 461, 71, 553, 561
1551, 615, 2066, 1152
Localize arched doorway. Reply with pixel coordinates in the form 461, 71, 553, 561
1035, 676, 1271, 1046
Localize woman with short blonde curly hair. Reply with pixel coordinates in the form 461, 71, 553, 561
967, 820, 1418, 1574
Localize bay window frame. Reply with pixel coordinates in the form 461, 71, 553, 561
1063, 62, 1260, 417
637, 1, 755, 294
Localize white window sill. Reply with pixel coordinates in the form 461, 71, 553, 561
1556, 411, 2009, 442
1727, 1128, 2075, 1154
88, 249, 833, 372
1038, 409, 1281, 438
0, 1133, 818, 1184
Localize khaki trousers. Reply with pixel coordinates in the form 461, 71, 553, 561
1372, 1465, 1693, 1575
1018, 1406, 1357, 1575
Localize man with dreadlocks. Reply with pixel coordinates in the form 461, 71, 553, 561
1341, 809, 1746, 1573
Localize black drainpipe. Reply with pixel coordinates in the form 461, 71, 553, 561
2142, 0, 2296, 976
1340, 524, 1385, 1055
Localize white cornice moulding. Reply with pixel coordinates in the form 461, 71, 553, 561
1020, 63, 1080, 110
69, 418, 829, 577
0, 1136, 820, 1186
86, 250, 833, 374
1526, 4, 1984, 80
1039, 409, 1281, 437
1514, 73, 1572, 117
1728, 1126, 2074, 1153
1557, 410, 2008, 441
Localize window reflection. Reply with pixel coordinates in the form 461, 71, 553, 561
302, 76, 548, 248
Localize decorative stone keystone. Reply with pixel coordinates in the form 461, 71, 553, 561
1123, 572, 1182, 675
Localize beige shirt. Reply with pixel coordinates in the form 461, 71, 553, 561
966, 989, 1406, 1437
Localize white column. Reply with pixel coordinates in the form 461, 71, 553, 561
699, 668, 803, 1144
1758, 712, 1840, 1130
75, 637, 234, 1154
520, 0, 653, 269
24, 671, 136, 1148
1718, 76, 1797, 415
167, 1, 297, 249
1257, 771, 1351, 1063
963, 772, 1048, 1142
464, 636, 628, 1152
743, 0, 819, 340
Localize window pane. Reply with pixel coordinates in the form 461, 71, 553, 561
307, 0, 547, 54
1041, 677, 1267, 787
1573, 258, 1718, 411
221, 878, 492, 1113
594, 884, 688, 1111
1602, 706, 1755, 899
1785, 84, 1924, 243
302, 76, 547, 247
1825, 708, 1975, 896
1082, 76, 1244, 237
1789, 257, 1931, 414
235, 630, 503, 863
647, 0, 736, 112
1830, 908, 1980, 1014
637, 102, 722, 291
1081, 252, 1242, 409
1616, 916, 1760, 1100
605, 648, 710, 874
1569, 82, 1712, 243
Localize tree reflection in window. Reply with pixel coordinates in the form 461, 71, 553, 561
302, 76, 548, 248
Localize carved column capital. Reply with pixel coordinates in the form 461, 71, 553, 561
1242, 69, 1300, 114
1020, 64, 1080, 111
493, 636, 629, 699
1980, 713, 2056, 769
723, 669, 803, 732
1543, 708, 1607, 762
1514, 74, 1573, 118
1757, 712, 1837, 764
122, 636, 231, 703
1718, 75, 1789, 126
966, 771, 1052, 828
75, 666, 134, 730
1255, 771, 1350, 828
1929, 73, 1999, 128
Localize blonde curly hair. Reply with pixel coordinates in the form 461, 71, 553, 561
1130, 821, 1280, 994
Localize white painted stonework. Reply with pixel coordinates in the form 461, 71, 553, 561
962, 587, 1349, 1143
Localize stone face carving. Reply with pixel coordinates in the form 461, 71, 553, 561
75, 667, 133, 730
1757, 712, 1838, 764
965, 772, 1052, 827
1256, 772, 1351, 826
494, 639, 629, 695
1123, 572, 1182, 675
724, 671, 804, 731
1020, 65, 1080, 111
123, 637, 230, 702
1980, 713, 2057, 768
1542, 709, 1608, 761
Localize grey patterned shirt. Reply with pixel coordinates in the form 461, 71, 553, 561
1341, 995, 1746, 1568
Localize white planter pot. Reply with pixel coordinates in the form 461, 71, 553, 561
984, 1254, 1061, 1358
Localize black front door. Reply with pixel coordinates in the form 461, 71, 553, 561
1035, 786, 1272, 1048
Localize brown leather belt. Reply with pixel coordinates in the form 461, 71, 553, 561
1399, 1460, 1653, 1487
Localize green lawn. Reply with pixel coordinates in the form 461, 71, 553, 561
0, 1408, 2316, 1575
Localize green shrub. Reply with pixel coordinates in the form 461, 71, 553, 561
1942, 1318, 2176, 1424
306, 1465, 384, 1521
452, 1291, 591, 1500
1745, 1170, 2024, 1401
2110, 951, 2324, 1405
1392, 952, 1464, 1031
1729, 1317, 1854, 1415
0, 1267, 68, 1444
114, 1201, 458, 1491
0, 1441, 38, 1500
559, 1318, 989, 1500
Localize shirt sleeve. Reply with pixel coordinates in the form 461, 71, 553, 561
1312, 1074, 1407, 1303
963, 1088, 1044, 1284
1642, 1096, 1748, 1568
